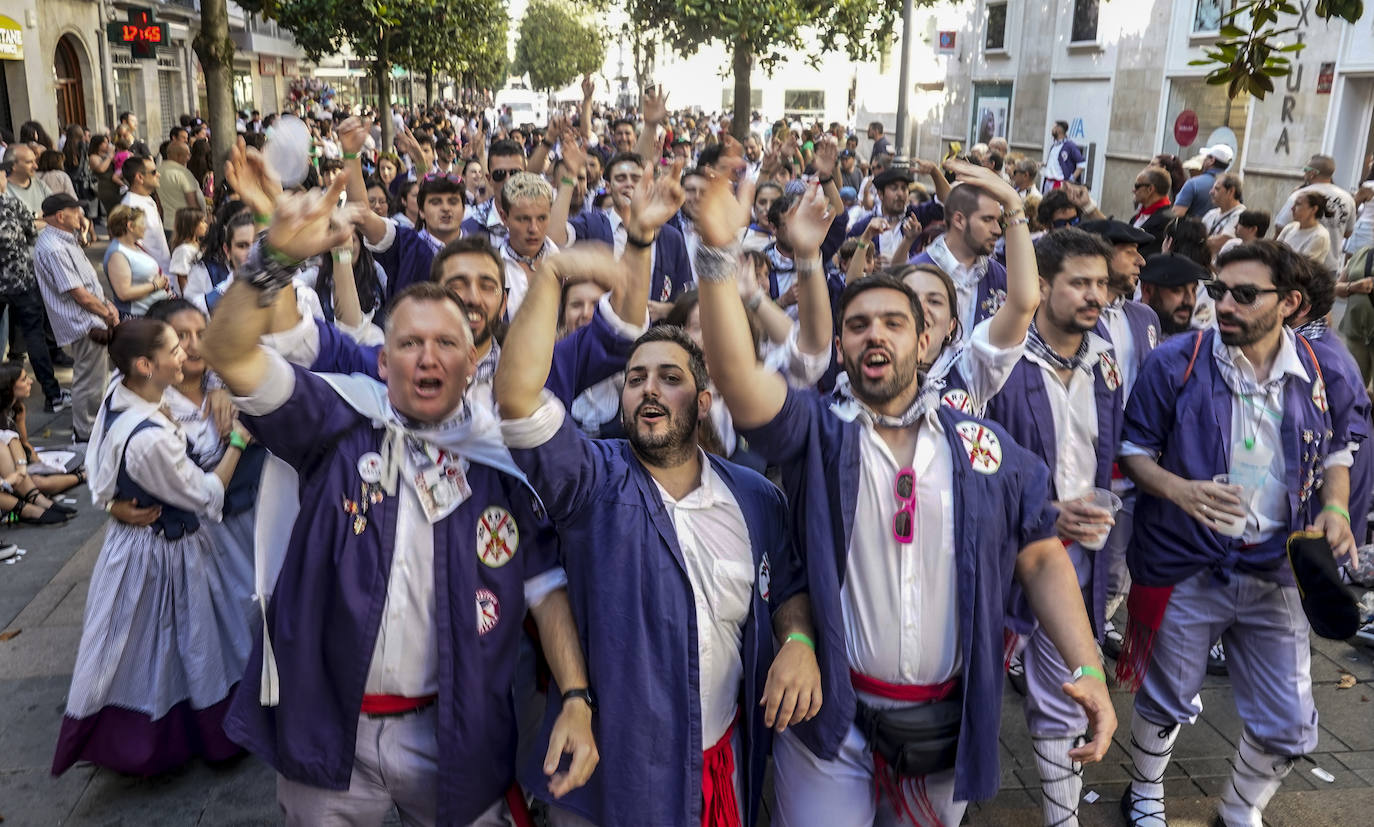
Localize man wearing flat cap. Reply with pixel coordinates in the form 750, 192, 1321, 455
847, 162, 949, 259
1139, 253, 1207, 340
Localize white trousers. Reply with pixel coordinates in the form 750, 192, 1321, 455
772, 726, 966, 827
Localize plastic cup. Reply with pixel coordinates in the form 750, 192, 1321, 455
1079, 487, 1122, 551
1211, 474, 1249, 538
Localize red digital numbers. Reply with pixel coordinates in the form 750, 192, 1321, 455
120, 24, 162, 44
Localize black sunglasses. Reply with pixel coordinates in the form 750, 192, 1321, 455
1203, 280, 1283, 305
489, 168, 514, 182
1051, 215, 1081, 228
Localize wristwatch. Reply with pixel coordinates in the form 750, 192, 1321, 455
561, 687, 597, 711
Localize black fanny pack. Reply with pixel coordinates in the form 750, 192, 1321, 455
854, 698, 962, 777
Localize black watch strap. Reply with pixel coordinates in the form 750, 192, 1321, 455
562, 687, 597, 711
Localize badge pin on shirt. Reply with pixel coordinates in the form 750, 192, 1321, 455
342, 494, 367, 535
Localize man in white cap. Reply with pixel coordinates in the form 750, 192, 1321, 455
1172, 144, 1234, 219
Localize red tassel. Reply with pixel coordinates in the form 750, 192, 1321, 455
505, 783, 534, 827
1114, 584, 1175, 691
871, 752, 947, 827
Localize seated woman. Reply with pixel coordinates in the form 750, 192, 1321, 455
0, 362, 84, 499
53, 318, 252, 777
105, 205, 172, 318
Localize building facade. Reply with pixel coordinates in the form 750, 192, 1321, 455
941, 0, 1374, 219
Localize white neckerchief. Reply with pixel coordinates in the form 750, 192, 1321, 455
86, 376, 171, 508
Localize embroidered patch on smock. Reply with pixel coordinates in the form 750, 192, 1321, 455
955, 421, 1003, 474
476, 506, 519, 568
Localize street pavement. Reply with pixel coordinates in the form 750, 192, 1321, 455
3, 382, 1373, 824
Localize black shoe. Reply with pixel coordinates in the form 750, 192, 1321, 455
1008, 656, 1027, 696
1207, 640, 1228, 676
44, 389, 72, 413
1103, 619, 1124, 660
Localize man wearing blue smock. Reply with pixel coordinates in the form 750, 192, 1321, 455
695, 142, 1115, 826
1116, 240, 1359, 827
493, 193, 824, 824
201, 179, 599, 826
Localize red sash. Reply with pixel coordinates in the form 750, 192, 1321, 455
701, 714, 741, 827
850, 671, 959, 827
359, 693, 436, 715
849, 670, 959, 703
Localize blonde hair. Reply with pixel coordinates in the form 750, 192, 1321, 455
499, 171, 553, 212
107, 205, 144, 238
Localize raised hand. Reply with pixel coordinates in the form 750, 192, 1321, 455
394, 126, 421, 159
901, 214, 922, 239
945, 158, 1021, 208
695, 145, 754, 248
541, 243, 626, 296
911, 158, 940, 178
641, 84, 669, 127
337, 116, 371, 157
811, 135, 839, 179
224, 144, 282, 220
581, 74, 596, 102
783, 183, 835, 257
266, 173, 358, 262
559, 128, 586, 179
627, 158, 685, 237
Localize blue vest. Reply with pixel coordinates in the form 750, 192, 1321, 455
223, 443, 267, 517
509, 414, 799, 826
1124, 329, 1339, 587
373, 223, 442, 301
569, 210, 694, 303
984, 347, 1125, 636
103, 410, 201, 539
223, 366, 561, 825
911, 250, 1010, 328
738, 388, 1058, 803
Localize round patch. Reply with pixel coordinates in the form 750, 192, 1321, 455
1312, 377, 1329, 413
1099, 352, 1122, 392
476, 588, 500, 636
758, 555, 771, 601
476, 506, 519, 568
941, 388, 974, 414
357, 452, 383, 484
955, 420, 1003, 475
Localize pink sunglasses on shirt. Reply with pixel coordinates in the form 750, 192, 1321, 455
893, 467, 916, 544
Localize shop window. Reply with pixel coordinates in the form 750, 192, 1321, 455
1071, 0, 1099, 43
784, 90, 825, 112
986, 2, 1008, 51
114, 68, 136, 122
233, 71, 254, 112
158, 71, 179, 132
720, 89, 763, 112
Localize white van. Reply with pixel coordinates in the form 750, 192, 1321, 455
495, 85, 548, 129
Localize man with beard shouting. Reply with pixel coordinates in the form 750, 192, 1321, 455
494, 241, 821, 826
693, 145, 1113, 826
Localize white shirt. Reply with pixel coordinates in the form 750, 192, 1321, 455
654, 452, 754, 747
120, 191, 171, 273
500, 237, 558, 319
924, 235, 989, 341
1203, 204, 1244, 239
841, 411, 960, 685
1025, 332, 1113, 501
605, 208, 657, 275
952, 318, 1028, 415
1275, 183, 1357, 273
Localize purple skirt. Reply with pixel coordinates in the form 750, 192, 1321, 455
52, 687, 243, 776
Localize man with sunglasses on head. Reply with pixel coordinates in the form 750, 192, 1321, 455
464, 140, 529, 245
1115, 240, 1359, 827
695, 144, 1114, 826
982, 228, 1121, 827
339, 118, 466, 300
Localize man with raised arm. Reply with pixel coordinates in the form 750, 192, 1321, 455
201, 179, 597, 826
494, 241, 820, 826
693, 146, 1115, 826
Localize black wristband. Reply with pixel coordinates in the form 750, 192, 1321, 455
562, 687, 597, 711
818, 176, 834, 185
625, 231, 657, 249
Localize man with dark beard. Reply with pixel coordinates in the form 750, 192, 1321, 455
1116, 240, 1359, 827
1080, 219, 1160, 400
1138, 253, 1205, 340
694, 145, 1113, 826
494, 244, 822, 827
983, 228, 1122, 827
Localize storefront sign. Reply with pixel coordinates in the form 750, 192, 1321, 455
1317, 62, 1334, 94
107, 8, 163, 60
260, 56, 278, 76
0, 15, 22, 60
282, 59, 299, 76
1173, 109, 1199, 148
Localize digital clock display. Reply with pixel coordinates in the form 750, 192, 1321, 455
119, 24, 163, 44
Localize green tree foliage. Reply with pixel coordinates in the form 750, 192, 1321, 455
624, 0, 905, 139
1190, 0, 1363, 99
513, 0, 606, 92
239, 0, 504, 146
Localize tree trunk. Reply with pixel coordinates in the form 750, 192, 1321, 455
426, 63, 435, 107
375, 30, 394, 152
192, 0, 235, 196
731, 38, 751, 142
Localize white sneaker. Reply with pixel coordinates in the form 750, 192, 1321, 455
0, 542, 17, 561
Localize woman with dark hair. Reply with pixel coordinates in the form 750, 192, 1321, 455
36, 149, 77, 200
18, 120, 54, 151
1278, 191, 1333, 267
1153, 153, 1188, 200
53, 317, 252, 777
0, 362, 84, 499
88, 134, 120, 220
187, 137, 213, 192
393, 178, 421, 228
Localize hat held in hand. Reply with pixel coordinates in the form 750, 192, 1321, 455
1286, 530, 1361, 640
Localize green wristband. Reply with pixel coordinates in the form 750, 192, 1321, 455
264, 243, 301, 268
1072, 664, 1106, 683
252, 212, 271, 225
1323, 503, 1351, 523
229, 431, 248, 450
785, 632, 815, 651
560, 176, 576, 187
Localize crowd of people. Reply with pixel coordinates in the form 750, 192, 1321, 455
2, 76, 1373, 827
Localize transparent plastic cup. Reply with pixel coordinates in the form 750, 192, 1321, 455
1211, 474, 1249, 538
1079, 487, 1123, 551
